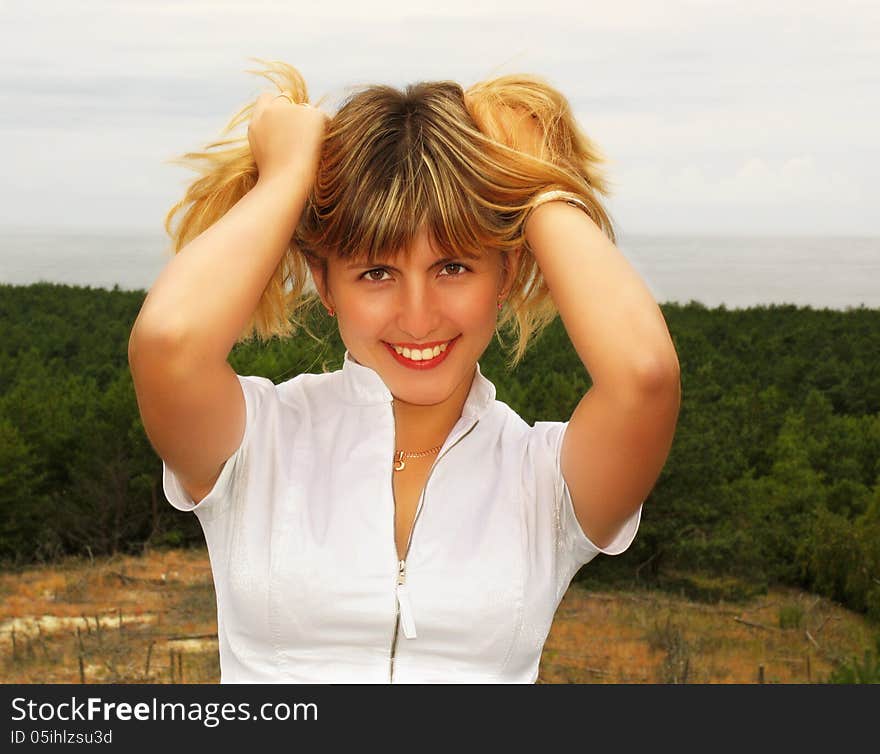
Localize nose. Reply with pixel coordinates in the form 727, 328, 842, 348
395, 281, 441, 341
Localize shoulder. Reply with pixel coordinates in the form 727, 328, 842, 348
478, 399, 535, 449
492, 398, 529, 428
251, 368, 340, 404
487, 398, 552, 434
232, 369, 342, 425
484, 399, 569, 468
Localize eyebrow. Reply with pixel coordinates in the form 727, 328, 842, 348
345, 256, 467, 271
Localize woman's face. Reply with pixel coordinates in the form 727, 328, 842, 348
313, 226, 517, 408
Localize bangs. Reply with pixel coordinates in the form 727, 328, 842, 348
329, 152, 490, 265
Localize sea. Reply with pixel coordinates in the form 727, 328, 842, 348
0, 227, 877, 311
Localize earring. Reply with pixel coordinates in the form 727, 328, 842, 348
497, 296, 504, 310
326, 306, 335, 317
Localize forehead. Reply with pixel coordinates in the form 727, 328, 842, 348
336, 225, 486, 267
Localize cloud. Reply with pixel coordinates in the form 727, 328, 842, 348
616, 154, 862, 204
0, 0, 877, 233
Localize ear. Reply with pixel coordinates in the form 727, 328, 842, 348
307, 259, 335, 311
499, 247, 523, 299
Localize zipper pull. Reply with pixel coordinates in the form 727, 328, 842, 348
396, 559, 417, 639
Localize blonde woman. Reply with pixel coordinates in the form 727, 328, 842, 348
128, 61, 681, 683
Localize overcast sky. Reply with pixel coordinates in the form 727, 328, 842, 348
1, 0, 877, 236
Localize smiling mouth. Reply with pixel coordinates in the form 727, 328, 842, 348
384, 336, 459, 362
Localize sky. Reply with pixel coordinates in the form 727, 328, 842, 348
1, 0, 877, 236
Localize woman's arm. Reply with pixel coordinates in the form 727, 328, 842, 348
525, 202, 681, 549
128, 94, 326, 502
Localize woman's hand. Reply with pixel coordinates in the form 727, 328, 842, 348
248, 91, 329, 186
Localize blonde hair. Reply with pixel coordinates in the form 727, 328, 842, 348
164, 60, 615, 369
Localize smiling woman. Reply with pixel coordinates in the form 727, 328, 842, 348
127, 59, 680, 683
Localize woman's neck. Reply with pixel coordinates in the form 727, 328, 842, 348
391, 366, 475, 452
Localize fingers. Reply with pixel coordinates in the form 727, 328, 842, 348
273, 91, 310, 107
254, 90, 307, 115
251, 91, 329, 128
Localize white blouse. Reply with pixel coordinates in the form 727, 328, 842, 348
162, 350, 642, 683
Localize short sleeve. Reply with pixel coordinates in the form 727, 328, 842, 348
530, 420, 643, 568
161, 374, 277, 519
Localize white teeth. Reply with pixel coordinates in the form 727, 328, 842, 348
393, 342, 449, 361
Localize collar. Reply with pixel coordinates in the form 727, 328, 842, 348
338, 349, 496, 420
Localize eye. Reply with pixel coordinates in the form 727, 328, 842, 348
361, 268, 391, 282
440, 262, 468, 276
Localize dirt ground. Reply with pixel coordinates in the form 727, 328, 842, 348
0, 548, 874, 684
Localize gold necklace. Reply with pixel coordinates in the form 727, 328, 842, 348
393, 444, 442, 472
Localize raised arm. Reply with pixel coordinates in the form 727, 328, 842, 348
128, 93, 326, 503
525, 200, 681, 549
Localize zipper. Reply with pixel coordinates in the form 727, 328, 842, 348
396, 559, 417, 638
388, 418, 481, 683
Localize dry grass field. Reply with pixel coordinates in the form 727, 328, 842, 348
0, 548, 875, 684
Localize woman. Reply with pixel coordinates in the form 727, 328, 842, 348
128, 61, 681, 683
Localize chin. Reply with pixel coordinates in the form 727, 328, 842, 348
396, 396, 446, 408
405, 369, 480, 408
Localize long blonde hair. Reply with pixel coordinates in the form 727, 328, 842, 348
164, 60, 615, 369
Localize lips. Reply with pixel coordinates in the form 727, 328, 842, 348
384, 335, 460, 370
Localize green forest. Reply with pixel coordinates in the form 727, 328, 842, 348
1, 282, 878, 625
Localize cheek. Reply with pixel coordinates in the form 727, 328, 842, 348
338, 296, 385, 337
446, 288, 498, 327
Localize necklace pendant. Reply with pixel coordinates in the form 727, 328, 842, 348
393, 450, 406, 472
